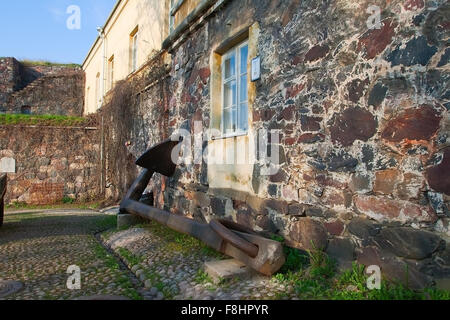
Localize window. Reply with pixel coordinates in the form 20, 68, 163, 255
221, 42, 249, 136
169, 0, 174, 33
169, 0, 176, 33
130, 27, 138, 73
95, 73, 101, 108
86, 87, 90, 111
108, 55, 114, 91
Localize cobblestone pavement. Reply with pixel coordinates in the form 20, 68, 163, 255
0, 209, 294, 301
0, 210, 142, 300
103, 221, 296, 300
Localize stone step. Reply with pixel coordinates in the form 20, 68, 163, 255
204, 259, 257, 284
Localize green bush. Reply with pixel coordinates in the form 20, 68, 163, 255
62, 196, 75, 204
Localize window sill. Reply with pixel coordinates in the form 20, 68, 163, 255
210, 131, 248, 141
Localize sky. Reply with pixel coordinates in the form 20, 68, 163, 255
0, 0, 117, 64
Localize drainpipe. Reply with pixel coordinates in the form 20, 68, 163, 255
97, 27, 106, 106
97, 27, 106, 195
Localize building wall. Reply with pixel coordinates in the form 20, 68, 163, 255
82, 0, 169, 114
120, 0, 450, 289
0, 125, 100, 205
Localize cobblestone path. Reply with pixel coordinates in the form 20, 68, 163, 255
1, 209, 447, 301
103, 221, 296, 300
0, 209, 293, 301
0, 210, 142, 300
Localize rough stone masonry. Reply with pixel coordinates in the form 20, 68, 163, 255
0, 57, 84, 116
117, 0, 450, 289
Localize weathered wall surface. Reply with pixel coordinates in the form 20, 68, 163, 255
0, 125, 100, 205
5, 70, 85, 116
0, 58, 22, 112
110, 0, 449, 289
0, 58, 85, 116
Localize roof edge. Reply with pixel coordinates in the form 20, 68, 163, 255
81, 0, 123, 68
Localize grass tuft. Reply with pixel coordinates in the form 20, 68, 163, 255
0, 114, 88, 127
20, 59, 80, 68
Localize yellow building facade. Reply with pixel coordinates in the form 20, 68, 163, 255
82, 0, 169, 114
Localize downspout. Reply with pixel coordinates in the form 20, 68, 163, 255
98, 27, 106, 106
97, 27, 106, 195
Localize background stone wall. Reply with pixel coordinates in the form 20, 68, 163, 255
105, 0, 449, 288
0, 125, 100, 205
0, 57, 84, 116
0, 58, 22, 112
5, 70, 85, 116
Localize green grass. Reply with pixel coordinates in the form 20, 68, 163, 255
93, 243, 142, 300
270, 236, 450, 300
6, 201, 101, 211
20, 59, 80, 68
272, 252, 450, 300
117, 248, 143, 266
140, 220, 225, 259
194, 270, 214, 285
93, 243, 120, 271
0, 114, 88, 127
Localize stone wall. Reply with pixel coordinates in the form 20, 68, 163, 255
0, 58, 85, 116
5, 71, 85, 116
0, 58, 22, 112
109, 0, 449, 289
0, 125, 100, 205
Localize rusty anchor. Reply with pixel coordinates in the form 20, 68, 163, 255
120, 138, 285, 276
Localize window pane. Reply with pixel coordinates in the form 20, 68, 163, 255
232, 107, 237, 132
223, 108, 232, 132
224, 80, 237, 108
240, 45, 248, 74
239, 103, 248, 131
240, 75, 247, 103
224, 55, 236, 79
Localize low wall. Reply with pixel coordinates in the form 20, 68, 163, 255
0, 125, 100, 205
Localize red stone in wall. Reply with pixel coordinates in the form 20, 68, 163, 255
426, 147, 450, 196
381, 105, 442, 143
358, 19, 397, 60
29, 182, 64, 205
354, 195, 437, 223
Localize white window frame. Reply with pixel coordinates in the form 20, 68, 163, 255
221, 41, 249, 138
131, 32, 138, 72
95, 73, 101, 109
108, 56, 114, 91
